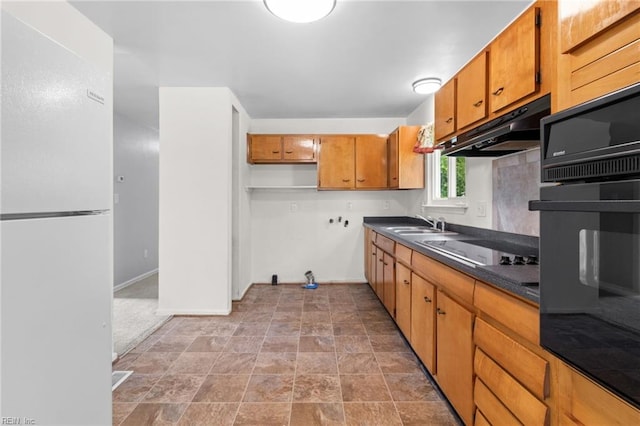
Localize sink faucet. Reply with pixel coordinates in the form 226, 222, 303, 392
415, 214, 437, 229
435, 217, 446, 232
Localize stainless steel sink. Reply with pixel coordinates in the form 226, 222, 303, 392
395, 230, 458, 236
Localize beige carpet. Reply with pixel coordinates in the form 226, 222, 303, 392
113, 273, 170, 356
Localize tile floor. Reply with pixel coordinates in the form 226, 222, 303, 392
113, 283, 460, 425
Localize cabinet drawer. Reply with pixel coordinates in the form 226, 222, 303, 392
412, 251, 474, 305
474, 378, 521, 426
474, 408, 491, 426
475, 318, 549, 400
475, 348, 549, 426
474, 281, 539, 344
375, 234, 395, 254
395, 244, 412, 265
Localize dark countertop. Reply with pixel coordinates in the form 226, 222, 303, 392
364, 216, 540, 304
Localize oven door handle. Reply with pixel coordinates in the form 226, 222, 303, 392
529, 200, 640, 213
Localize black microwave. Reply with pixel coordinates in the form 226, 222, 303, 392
531, 83, 640, 409
540, 82, 640, 184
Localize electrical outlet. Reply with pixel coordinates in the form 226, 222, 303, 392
476, 201, 487, 217
383, 200, 390, 210
290, 202, 298, 213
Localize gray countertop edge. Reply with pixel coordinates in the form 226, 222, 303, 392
363, 217, 540, 304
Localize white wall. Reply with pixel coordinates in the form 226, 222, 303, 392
159, 87, 238, 315
1, 1, 113, 423
113, 113, 159, 288
248, 118, 420, 284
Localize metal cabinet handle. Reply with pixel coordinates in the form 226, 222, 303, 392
445, 117, 453, 123
492, 87, 504, 96
379, 259, 384, 262
285, 150, 293, 154
392, 177, 397, 180
372, 253, 377, 256
383, 262, 389, 266
342, 179, 351, 183
357, 179, 365, 182
436, 308, 446, 315
424, 296, 432, 303
403, 279, 410, 285
272, 150, 280, 154
473, 100, 483, 107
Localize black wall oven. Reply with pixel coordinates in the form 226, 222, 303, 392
530, 82, 640, 409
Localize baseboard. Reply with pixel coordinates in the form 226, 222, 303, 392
155, 308, 232, 316
114, 268, 159, 293
233, 282, 254, 302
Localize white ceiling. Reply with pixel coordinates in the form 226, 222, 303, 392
70, 0, 532, 129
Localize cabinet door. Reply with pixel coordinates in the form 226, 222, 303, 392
388, 130, 399, 188
410, 273, 435, 373
318, 136, 355, 189
283, 135, 315, 161
435, 79, 456, 140
457, 52, 488, 130
490, 7, 539, 113
436, 291, 474, 426
364, 229, 373, 284
249, 135, 282, 162
395, 263, 412, 339
375, 247, 385, 299
355, 135, 388, 189
382, 252, 395, 316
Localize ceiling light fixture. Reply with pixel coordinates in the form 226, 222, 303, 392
264, 0, 337, 23
412, 78, 442, 95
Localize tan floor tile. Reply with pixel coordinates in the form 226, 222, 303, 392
233, 402, 291, 426
146, 335, 197, 352
243, 374, 294, 402
113, 373, 163, 403
113, 352, 141, 370
142, 374, 205, 403
375, 352, 422, 374
332, 323, 367, 336
242, 311, 273, 322
192, 375, 250, 402
340, 375, 391, 402
300, 322, 334, 336
232, 322, 269, 336
223, 336, 263, 353
299, 336, 335, 352
303, 302, 331, 312
331, 312, 361, 323
185, 336, 229, 352
337, 353, 380, 374
177, 402, 239, 426
261, 336, 299, 352
302, 311, 331, 323
296, 352, 338, 374
129, 352, 181, 375
202, 323, 238, 336
335, 335, 373, 353
368, 334, 410, 352
290, 402, 346, 426
272, 311, 303, 322
365, 321, 399, 335
254, 352, 297, 374
267, 322, 301, 337
293, 374, 342, 402
384, 373, 439, 401
357, 310, 389, 322
395, 401, 459, 425
128, 334, 162, 353
112, 402, 137, 425
120, 403, 187, 426
209, 352, 257, 374
343, 402, 402, 426
169, 352, 220, 375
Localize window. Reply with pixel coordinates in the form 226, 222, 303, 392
432, 149, 466, 199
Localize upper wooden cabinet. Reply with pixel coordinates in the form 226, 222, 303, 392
489, 7, 540, 113
457, 52, 488, 130
387, 126, 425, 189
434, 79, 456, 140
318, 135, 388, 190
555, 0, 640, 111
247, 134, 316, 164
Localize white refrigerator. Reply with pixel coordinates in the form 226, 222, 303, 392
1, 11, 112, 425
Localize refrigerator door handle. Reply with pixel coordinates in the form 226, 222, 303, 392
0, 210, 109, 221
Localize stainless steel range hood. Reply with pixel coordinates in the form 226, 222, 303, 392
441, 94, 551, 157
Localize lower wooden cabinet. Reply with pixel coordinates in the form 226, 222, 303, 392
374, 244, 384, 299
382, 252, 395, 316
436, 291, 475, 426
410, 272, 436, 373
395, 262, 412, 338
